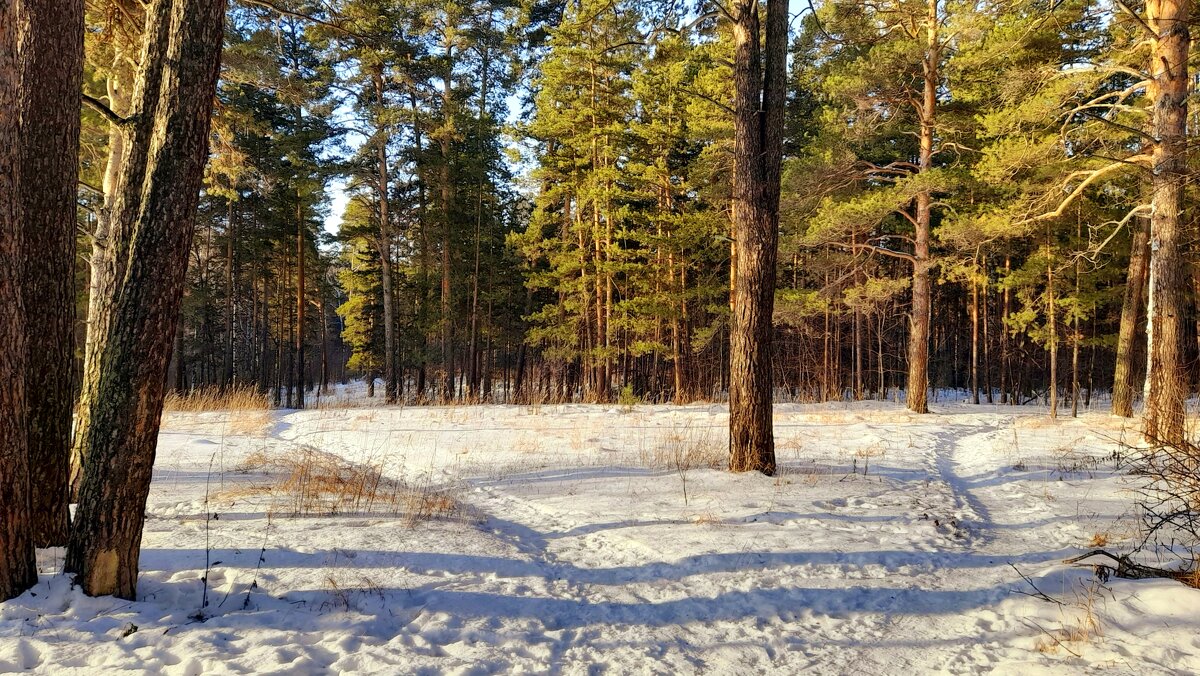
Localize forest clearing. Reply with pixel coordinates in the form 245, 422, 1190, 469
6, 0, 1200, 672
3, 395, 1198, 673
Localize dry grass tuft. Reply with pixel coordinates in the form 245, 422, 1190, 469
1034, 582, 1105, 657
164, 384, 269, 412
640, 424, 727, 471
234, 448, 465, 526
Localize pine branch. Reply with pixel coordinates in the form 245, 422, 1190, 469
82, 94, 130, 127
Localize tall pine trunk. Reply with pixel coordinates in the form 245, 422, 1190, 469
439, 56, 454, 402
222, 199, 235, 389
18, 0, 82, 547
1143, 0, 1190, 444
0, 0, 36, 600
372, 67, 398, 404
66, 0, 226, 599
294, 195, 305, 408
907, 0, 938, 415
728, 0, 787, 475
1116, 219, 1153, 418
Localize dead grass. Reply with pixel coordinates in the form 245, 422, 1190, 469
640, 424, 727, 472
232, 448, 466, 526
164, 385, 272, 435
1033, 579, 1106, 657
164, 385, 269, 412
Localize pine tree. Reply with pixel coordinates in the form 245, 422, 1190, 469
67, 0, 227, 599
0, 0, 37, 602
17, 0, 83, 546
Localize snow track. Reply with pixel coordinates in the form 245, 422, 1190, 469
3, 403, 1199, 674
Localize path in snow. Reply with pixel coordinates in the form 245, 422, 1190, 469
2, 403, 1198, 674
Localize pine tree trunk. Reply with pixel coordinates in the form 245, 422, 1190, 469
294, 195, 305, 408
728, 0, 787, 475
907, 0, 938, 415
18, 0, 82, 547
0, 0, 36, 600
1001, 256, 1011, 404
372, 68, 398, 404
970, 272, 979, 405
439, 55, 454, 402
983, 269, 993, 403
1143, 0, 1189, 444
1072, 218, 1081, 417
1047, 224, 1057, 419
222, 199, 235, 390
66, 0, 226, 599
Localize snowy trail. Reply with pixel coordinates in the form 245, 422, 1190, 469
3, 403, 1200, 674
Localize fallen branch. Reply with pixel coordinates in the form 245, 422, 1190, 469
1063, 550, 1197, 586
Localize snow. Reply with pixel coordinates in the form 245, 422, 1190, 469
4, 400, 1200, 674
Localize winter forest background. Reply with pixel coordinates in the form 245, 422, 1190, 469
4, 0, 1200, 671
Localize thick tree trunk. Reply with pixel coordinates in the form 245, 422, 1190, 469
66, 0, 226, 599
0, 0, 36, 600
1143, 0, 1190, 444
907, 0, 938, 415
728, 0, 787, 475
17, 0, 82, 547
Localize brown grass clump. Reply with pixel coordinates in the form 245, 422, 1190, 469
234, 448, 464, 526
640, 424, 727, 471
1033, 580, 1105, 657
164, 384, 269, 412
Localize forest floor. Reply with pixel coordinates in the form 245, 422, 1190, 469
3, 395, 1200, 674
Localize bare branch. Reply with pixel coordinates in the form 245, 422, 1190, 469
82, 94, 130, 127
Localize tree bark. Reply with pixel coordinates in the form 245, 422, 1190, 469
0, 0, 37, 601
970, 268, 979, 405
906, 0, 938, 415
439, 50, 454, 402
1047, 224, 1057, 419
17, 0, 82, 547
294, 194, 305, 408
728, 0, 787, 475
1143, 0, 1189, 444
222, 198, 235, 390
372, 66, 398, 404
66, 0, 227, 599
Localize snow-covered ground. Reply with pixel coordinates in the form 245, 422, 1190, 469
4, 400, 1200, 674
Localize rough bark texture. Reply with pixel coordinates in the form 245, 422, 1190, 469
1143, 0, 1189, 444
906, 0, 938, 415
0, 0, 37, 602
72, 27, 136, 496
17, 0, 82, 547
66, 0, 227, 599
728, 0, 787, 476
1112, 215, 1148, 418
